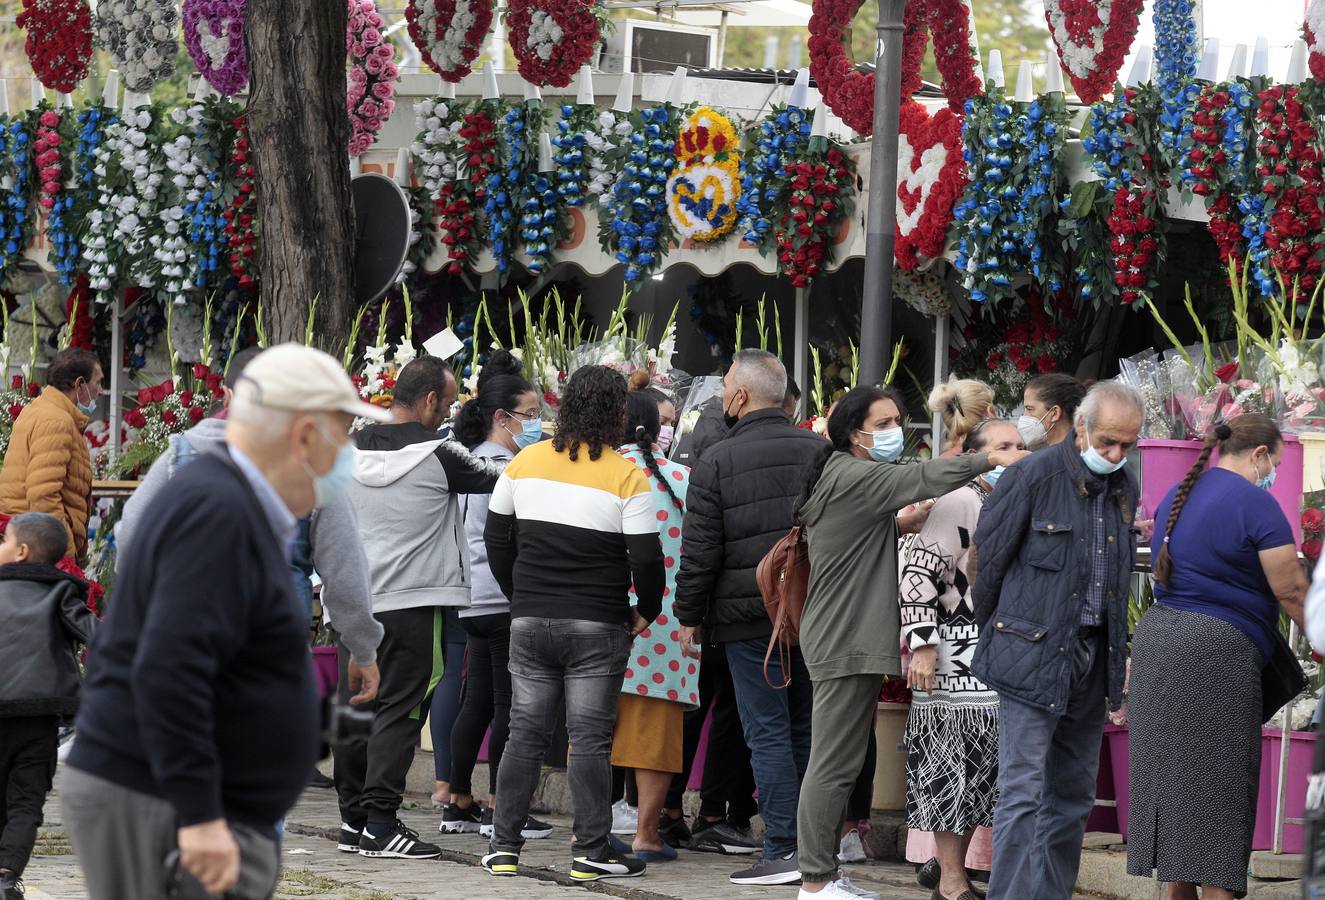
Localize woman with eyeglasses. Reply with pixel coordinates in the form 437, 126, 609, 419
438, 370, 552, 840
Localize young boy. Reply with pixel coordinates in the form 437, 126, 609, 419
0, 512, 96, 900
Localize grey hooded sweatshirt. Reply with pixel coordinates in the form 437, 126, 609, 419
350, 422, 503, 613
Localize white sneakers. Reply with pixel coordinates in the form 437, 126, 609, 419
838, 829, 867, 863
610, 799, 638, 835
797, 876, 880, 900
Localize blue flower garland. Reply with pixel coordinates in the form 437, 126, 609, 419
552, 104, 594, 208
1018, 97, 1068, 292
952, 91, 1019, 303
1083, 97, 1132, 190
1223, 81, 1276, 297
736, 103, 809, 252
604, 105, 678, 283
183, 99, 237, 293
1153, 0, 1199, 173
1, 118, 32, 279
487, 102, 536, 276
519, 169, 560, 275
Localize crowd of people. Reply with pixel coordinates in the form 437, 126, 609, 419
0, 340, 1318, 900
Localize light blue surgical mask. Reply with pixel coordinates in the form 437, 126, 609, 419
984, 465, 1006, 488
75, 381, 97, 416
506, 414, 542, 449
1256, 456, 1277, 491
305, 427, 356, 507
1080, 434, 1127, 476
859, 426, 904, 464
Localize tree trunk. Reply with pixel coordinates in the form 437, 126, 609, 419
246, 0, 354, 350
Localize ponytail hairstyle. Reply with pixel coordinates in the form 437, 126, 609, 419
1153, 412, 1282, 587
928, 377, 995, 449
626, 390, 683, 512
1026, 373, 1087, 426
477, 348, 523, 392
454, 373, 536, 448
795, 385, 906, 521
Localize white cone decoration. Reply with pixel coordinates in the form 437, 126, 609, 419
1015, 60, 1034, 102
666, 66, 688, 105
350, 155, 362, 177
789, 68, 810, 108
1287, 39, 1308, 84
612, 71, 635, 113
0, 89, 10, 119
122, 90, 148, 111
29, 79, 43, 108
523, 79, 542, 104
101, 70, 120, 108
1196, 37, 1221, 82
1044, 53, 1065, 94
810, 104, 827, 138
1227, 44, 1249, 81
538, 133, 554, 172
1251, 36, 1271, 78
481, 61, 500, 100
394, 147, 410, 186
1126, 45, 1154, 87
58, 93, 73, 109
987, 50, 1005, 88
438, 80, 456, 100
576, 65, 595, 105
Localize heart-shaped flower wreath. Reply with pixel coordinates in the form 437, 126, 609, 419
407, 0, 492, 83
1044, 0, 1143, 104
182, 0, 249, 96
506, 0, 605, 88
893, 99, 965, 270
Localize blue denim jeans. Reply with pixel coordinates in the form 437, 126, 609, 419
989, 633, 1107, 900
725, 637, 813, 859
491, 617, 631, 858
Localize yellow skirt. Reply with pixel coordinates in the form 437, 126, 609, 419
610, 693, 684, 773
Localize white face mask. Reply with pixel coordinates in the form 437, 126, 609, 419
1017, 411, 1051, 449
657, 424, 675, 453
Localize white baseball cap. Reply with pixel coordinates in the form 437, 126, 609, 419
231, 343, 393, 422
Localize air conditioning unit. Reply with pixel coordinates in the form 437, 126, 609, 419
599, 20, 718, 74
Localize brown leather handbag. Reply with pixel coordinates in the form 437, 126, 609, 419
756, 526, 810, 689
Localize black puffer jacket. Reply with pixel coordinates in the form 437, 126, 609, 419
674, 408, 827, 642
0, 562, 95, 717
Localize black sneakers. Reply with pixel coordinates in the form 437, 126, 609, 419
358, 820, 442, 859
659, 812, 692, 848
520, 815, 554, 840
0, 869, 22, 900
689, 817, 760, 855
569, 851, 647, 881
479, 807, 495, 838
439, 802, 483, 834
337, 822, 362, 853
482, 851, 520, 876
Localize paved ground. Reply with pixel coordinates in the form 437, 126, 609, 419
28, 774, 941, 900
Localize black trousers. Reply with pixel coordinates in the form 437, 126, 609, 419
0, 716, 58, 876
335, 607, 448, 824
665, 641, 758, 823
448, 612, 512, 797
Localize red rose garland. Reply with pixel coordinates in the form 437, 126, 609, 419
222, 117, 258, 288
893, 100, 965, 270
406, 0, 492, 83
1185, 86, 1241, 262
774, 143, 856, 287
17, 0, 93, 94
1107, 185, 1160, 305
434, 106, 498, 272
809, 0, 979, 136
1255, 84, 1325, 295
506, 0, 602, 88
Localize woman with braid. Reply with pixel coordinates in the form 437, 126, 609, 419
1127, 414, 1307, 900
607, 389, 697, 863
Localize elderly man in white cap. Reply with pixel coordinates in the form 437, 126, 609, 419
62, 344, 391, 900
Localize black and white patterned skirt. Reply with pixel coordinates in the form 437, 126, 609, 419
904, 697, 999, 833
1126, 603, 1265, 895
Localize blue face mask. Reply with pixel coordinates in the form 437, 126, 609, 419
310, 442, 356, 507
507, 415, 542, 449
1256, 456, 1277, 491
75, 381, 97, 416
859, 427, 904, 464
984, 465, 1006, 488
1080, 433, 1127, 476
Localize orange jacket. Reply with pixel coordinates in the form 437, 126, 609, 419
0, 387, 92, 559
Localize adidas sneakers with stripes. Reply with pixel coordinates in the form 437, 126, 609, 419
337, 822, 362, 853
358, 820, 442, 859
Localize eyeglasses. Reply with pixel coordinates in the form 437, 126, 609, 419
504, 408, 540, 422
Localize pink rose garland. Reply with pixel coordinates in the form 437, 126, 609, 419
36, 108, 63, 213
347, 0, 398, 157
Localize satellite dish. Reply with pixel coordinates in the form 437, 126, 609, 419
351, 173, 411, 304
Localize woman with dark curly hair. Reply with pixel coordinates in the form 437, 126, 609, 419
481, 366, 666, 883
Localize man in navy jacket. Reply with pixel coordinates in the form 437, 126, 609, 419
64, 345, 391, 900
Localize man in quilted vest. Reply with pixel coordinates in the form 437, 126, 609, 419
0, 349, 102, 563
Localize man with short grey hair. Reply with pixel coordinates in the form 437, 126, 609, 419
63, 344, 392, 900
971, 381, 1143, 900
674, 349, 826, 885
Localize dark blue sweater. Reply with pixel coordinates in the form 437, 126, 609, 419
70, 451, 318, 835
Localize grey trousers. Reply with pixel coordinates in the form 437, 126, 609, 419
795, 673, 883, 882
988, 634, 1107, 900
61, 766, 280, 900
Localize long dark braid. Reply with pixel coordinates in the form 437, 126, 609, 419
1153, 413, 1282, 587
626, 391, 683, 512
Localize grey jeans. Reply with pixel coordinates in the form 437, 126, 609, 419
490, 617, 631, 858
61, 766, 280, 900
988, 633, 1107, 900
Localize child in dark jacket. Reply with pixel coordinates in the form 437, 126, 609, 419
0, 512, 96, 900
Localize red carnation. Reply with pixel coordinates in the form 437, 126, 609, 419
188, 405, 206, 424
1303, 507, 1325, 533
161, 410, 177, 426
1215, 362, 1238, 384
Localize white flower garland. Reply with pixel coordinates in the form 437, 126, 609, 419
95, 0, 179, 92
526, 10, 564, 62
412, 96, 466, 200
155, 104, 210, 305
585, 109, 633, 205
